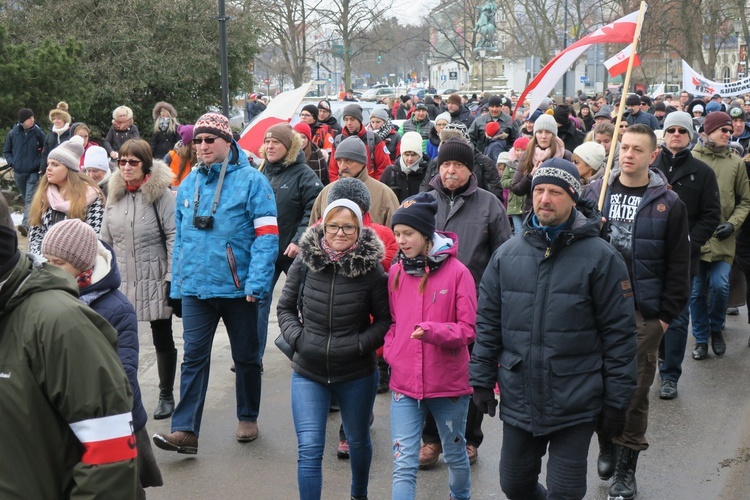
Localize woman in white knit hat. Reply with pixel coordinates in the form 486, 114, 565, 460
510, 112, 569, 217
27, 135, 105, 256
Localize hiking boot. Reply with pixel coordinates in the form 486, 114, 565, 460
419, 443, 442, 469
659, 380, 678, 400
466, 444, 478, 465
608, 447, 639, 500
597, 435, 618, 480
711, 331, 726, 356
337, 440, 350, 459
692, 343, 708, 360
236, 421, 258, 442
152, 431, 198, 454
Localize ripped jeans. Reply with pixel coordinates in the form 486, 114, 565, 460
390, 394, 471, 500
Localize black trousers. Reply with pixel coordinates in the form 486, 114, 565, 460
500, 420, 596, 500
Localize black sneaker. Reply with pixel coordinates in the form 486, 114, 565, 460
711, 331, 726, 356
692, 343, 709, 360
659, 380, 678, 399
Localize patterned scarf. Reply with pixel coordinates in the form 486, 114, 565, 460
320, 236, 359, 262
75, 269, 93, 289
373, 117, 394, 142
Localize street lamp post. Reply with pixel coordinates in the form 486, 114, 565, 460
478, 48, 486, 93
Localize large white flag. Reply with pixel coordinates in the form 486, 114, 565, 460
681, 60, 750, 97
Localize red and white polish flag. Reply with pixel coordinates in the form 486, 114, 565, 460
604, 44, 641, 78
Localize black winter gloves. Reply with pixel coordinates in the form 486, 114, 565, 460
715, 222, 735, 241
599, 406, 627, 440
472, 386, 498, 417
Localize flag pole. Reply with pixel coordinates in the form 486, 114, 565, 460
597, 1, 649, 212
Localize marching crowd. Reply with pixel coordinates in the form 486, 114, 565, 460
2, 86, 750, 500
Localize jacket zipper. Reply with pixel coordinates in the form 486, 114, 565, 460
326, 273, 336, 383
226, 242, 242, 291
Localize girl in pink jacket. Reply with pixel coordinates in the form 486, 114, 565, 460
384, 192, 477, 500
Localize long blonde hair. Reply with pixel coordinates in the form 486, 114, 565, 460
29, 169, 104, 225
519, 131, 561, 175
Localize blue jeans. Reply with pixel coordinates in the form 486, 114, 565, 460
13, 170, 39, 228
291, 370, 378, 500
171, 296, 261, 436
659, 281, 692, 383
391, 394, 471, 500
510, 214, 523, 235
690, 260, 732, 344
256, 261, 289, 361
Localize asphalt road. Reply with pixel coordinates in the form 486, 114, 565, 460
135, 276, 750, 500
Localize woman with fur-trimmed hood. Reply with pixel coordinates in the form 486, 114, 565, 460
277, 198, 389, 500
100, 139, 179, 421
151, 101, 180, 160
257, 123, 324, 361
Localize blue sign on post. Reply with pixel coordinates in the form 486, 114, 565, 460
441, 75, 446, 81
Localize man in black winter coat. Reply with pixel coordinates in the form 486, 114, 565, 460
470, 158, 637, 499
651, 111, 721, 400
583, 125, 690, 500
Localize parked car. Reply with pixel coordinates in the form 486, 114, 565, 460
361, 88, 396, 101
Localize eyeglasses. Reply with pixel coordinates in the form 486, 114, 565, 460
193, 137, 219, 144
299, 113, 313, 118
117, 159, 142, 167
665, 127, 689, 135
720, 128, 734, 134
324, 224, 358, 235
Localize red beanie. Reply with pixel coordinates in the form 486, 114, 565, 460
293, 122, 312, 142
485, 121, 501, 137
513, 136, 530, 150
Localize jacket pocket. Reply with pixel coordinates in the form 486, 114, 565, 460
548, 355, 603, 416
226, 242, 242, 291
498, 350, 525, 411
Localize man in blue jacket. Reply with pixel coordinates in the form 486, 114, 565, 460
2, 108, 46, 235
153, 113, 279, 454
470, 158, 637, 499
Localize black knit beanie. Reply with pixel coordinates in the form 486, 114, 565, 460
301, 104, 319, 121
437, 137, 474, 171
391, 192, 438, 238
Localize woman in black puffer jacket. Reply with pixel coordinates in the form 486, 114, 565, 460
277, 198, 390, 500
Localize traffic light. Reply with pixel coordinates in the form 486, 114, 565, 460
377, 54, 382, 64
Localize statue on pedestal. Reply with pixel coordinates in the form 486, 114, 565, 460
474, 0, 497, 49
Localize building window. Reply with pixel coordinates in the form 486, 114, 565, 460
723, 66, 731, 83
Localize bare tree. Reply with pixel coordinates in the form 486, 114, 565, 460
317, 0, 395, 88
247, 0, 326, 87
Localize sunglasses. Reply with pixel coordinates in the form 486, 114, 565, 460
720, 128, 734, 134
193, 137, 219, 144
665, 127, 689, 135
117, 159, 142, 167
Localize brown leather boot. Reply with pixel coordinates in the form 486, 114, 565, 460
236, 421, 258, 442
419, 442, 442, 469
152, 431, 198, 454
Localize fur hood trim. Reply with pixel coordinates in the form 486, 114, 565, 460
298, 223, 384, 278
259, 131, 304, 167
107, 159, 174, 205
152, 101, 177, 120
